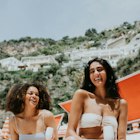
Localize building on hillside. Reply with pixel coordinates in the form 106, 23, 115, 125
106, 36, 126, 48
64, 40, 140, 68
21, 55, 58, 72
130, 33, 140, 43
0, 57, 26, 71
1, 33, 140, 72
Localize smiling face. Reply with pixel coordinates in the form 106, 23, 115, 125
25, 86, 40, 108
89, 61, 107, 88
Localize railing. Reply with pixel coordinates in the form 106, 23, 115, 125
127, 120, 140, 134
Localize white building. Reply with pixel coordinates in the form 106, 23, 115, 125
21, 55, 58, 72
106, 36, 126, 48
64, 45, 139, 68
1, 33, 140, 72
0, 57, 25, 71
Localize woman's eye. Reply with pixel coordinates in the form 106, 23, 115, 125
90, 70, 94, 73
27, 92, 39, 96
97, 68, 104, 72
28, 92, 32, 95
35, 94, 39, 96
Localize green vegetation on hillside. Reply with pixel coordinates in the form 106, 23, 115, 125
0, 21, 140, 124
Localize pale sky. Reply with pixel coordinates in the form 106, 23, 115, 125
0, 0, 140, 42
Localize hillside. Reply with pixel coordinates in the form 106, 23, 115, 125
0, 21, 140, 125
0, 21, 139, 58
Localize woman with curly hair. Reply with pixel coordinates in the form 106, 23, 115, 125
6, 82, 58, 140
65, 58, 128, 140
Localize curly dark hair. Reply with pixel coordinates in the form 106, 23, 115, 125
81, 57, 121, 99
6, 83, 51, 115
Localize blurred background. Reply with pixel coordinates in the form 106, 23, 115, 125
0, 0, 140, 139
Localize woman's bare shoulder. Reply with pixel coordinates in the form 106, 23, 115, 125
9, 116, 17, 130
40, 109, 54, 118
41, 110, 56, 127
9, 115, 15, 123
88, 91, 96, 99
120, 99, 127, 105
119, 99, 128, 110
73, 89, 90, 99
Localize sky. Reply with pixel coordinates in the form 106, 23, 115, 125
0, 0, 140, 42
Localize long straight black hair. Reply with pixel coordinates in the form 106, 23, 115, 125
81, 57, 121, 99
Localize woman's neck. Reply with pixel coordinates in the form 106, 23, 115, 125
22, 107, 39, 119
95, 87, 106, 99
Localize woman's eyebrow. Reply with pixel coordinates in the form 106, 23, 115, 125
28, 91, 39, 94
89, 68, 95, 71
90, 66, 102, 70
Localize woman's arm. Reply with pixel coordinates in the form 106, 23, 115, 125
65, 89, 88, 140
44, 110, 58, 140
117, 99, 128, 140
9, 116, 19, 140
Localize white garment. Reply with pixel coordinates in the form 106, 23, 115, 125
79, 113, 118, 140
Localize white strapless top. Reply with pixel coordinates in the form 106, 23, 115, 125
79, 113, 118, 139
19, 132, 45, 140
80, 113, 102, 128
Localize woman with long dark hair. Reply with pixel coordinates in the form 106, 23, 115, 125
65, 58, 128, 140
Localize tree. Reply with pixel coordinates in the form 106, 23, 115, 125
55, 53, 69, 64
85, 28, 97, 37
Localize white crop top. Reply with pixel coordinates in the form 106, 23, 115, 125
79, 113, 118, 140
13, 113, 46, 140
19, 132, 45, 140
80, 113, 102, 128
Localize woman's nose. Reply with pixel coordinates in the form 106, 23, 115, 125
31, 93, 36, 97
94, 69, 100, 75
